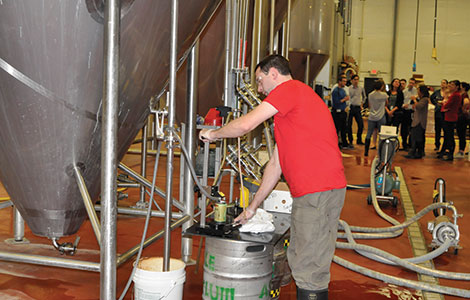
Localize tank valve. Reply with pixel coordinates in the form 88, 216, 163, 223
52, 236, 80, 255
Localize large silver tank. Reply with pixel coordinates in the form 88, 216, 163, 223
289, 0, 334, 81
203, 237, 273, 300
0, 0, 221, 238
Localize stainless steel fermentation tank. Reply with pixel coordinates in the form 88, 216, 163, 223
0, 0, 221, 238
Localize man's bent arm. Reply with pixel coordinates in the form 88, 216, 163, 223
247, 145, 282, 212
201, 102, 278, 141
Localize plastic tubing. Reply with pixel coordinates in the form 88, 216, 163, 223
333, 255, 470, 298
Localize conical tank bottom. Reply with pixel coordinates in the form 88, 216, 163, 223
0, 0, 221, 238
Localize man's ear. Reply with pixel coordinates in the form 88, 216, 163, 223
269, 67, 279, 80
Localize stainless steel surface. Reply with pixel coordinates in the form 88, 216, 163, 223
0, 251, 100, 272
203, 237, 273, 299
118, 163, 186, 212
270, 0, 275, 54
74, 166, 101, 247
163, 0, 178, 272
0, 0, 222, 238
138, 125, 148, 207
100, 0, 120, 298
182, 42, 199, 263
116, 215, 190, 267
284, 0, 291, 59
251, 0, 270, 84
289, 0, 334, 80
94, 205, 184, 219
224, 0, 234, 108
13, 207, 25, 242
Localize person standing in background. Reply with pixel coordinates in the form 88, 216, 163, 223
400, 79, 407, 91
347, 75, 366, 145
456, 82, 470, 158
402, 78, 418, 151
430, 79, 448, 151
332, 76, 352, 149
439, 80, 462, 161
386, 78, 404, 135
405, 84, 429, 159
364, 79, 388, 157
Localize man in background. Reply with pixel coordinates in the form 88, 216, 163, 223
347, 75, 366, 145
402, 78, 417, 150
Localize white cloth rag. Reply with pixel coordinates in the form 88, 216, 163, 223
239, 208, 275, 233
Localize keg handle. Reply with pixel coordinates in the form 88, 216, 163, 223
246, 245, 265, 253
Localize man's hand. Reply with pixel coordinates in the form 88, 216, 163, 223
199, 129, 216, 143
234, 207, 256, 225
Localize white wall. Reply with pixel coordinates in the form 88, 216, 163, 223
344, 0, 470, 86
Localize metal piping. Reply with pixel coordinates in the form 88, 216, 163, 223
285, 0, 291, 59
251, 0, 263, 84
269, 0, 275, 54
13, 207, 25, 242
0, 251, 100, 272
231, 0, 240, 73
224, 0, 233, 107
94, 205, 184, 219
139, 124, 148, 206
100, 0, 120, 298
163, 0, 178, 271
182, 41, 199, 263
117, 215, 190, 267
390, 0, 399, 79
118, 163, 185, 212
74, 166, 101, 247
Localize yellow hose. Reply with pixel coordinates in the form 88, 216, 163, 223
0, 196, 11, 201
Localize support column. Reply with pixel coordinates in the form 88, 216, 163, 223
163, 0, 178, 271
182, 41, 199, 264
100, 0, 120, 298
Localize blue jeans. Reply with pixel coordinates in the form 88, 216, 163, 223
366, 116, 386, 139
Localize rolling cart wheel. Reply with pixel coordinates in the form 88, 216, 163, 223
392, 196, 398, 208
367, 195, 372, 205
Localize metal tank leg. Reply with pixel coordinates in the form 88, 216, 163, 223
182, 41, 199, 264
136, 124, 149, 208
100, 0, 120, 298
5, 206, 29, 244
163, 0, 178, 271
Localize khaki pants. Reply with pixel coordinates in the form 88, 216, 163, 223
287, 188, 346, 290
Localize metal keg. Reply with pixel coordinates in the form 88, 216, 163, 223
203, 237, 273, 300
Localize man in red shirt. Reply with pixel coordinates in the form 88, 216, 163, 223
200, 55, 346, 299
439, 80, 462, 161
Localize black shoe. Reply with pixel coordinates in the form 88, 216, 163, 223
357, 141, 364, 145
436, 151, 446, 159
443, 155, 454, 161
297, 287, 328, 300
434, 147, 440, 151
404, 154, 421, 159
370, 146, 376, 150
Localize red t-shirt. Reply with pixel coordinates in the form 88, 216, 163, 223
264, 80, 347, 197
442, 91, 461, 122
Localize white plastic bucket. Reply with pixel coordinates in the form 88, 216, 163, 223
133, 257, 186, 300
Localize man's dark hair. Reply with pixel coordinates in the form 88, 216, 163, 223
255, 54, 292, 75
338, 75, 347, 83
373, 79, 383, 91
442, 79, 448, 84
409, 78, 416, 82
400, 78, 407, 83
351, 74, 359, 80
418, 84, 429, 98
450, 80, 461, 88
461, 82, 469, 92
